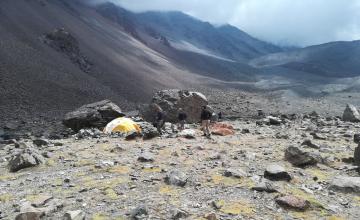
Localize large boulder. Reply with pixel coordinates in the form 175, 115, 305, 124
264, 164, 292, 181
140, 90, 208, 123
63, 100, 125, 132
343, 104, 360, 122
284, 146, 319, 167
329, 176, 360, 194
275, 195, 310, 211
8, 148, 45, 172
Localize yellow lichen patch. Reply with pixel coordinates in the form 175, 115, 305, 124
46, 159, 56, 167
92, 213, 109, 220
107, 166, 130, 174
220, 200, 255, 216
51, 178, 64, 186
307, 168, 332, 182
83, 176, 127, 189
104, 188, 118, 200
327, 216, 346, 220
75, 159, 94, 167
353, 196, 360, 204
0, 193, 13, 202
290, 209, 332, 219
0, 174, 18, 181
159, 185, 179, 196
210, 174, 255, 188
142, 167, 162, 173
211, 175, 241, 186
25, 194, 50, 203
99, 144, 111, 151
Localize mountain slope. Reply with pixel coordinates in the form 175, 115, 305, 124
251, 41, 360, 77
1, 0, 258, 121
107, 6, 283, 61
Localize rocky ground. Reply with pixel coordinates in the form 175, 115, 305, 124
2, 113, 360, 219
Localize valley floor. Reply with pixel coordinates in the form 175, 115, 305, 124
1, 118, 360, 219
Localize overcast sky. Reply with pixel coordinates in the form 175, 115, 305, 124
100, 0, 360, 47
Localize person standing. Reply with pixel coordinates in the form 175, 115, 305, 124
177, 108, 187, 131
155, 105, 165, 134
200, 105, 212, 137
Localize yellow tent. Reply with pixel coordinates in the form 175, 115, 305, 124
103, 117, 141, 134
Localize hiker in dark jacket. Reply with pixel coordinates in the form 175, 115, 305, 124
155, 105, 165, 134
177, 108, 187, 131
200, 105, 212, 137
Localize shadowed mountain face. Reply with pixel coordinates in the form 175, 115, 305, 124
96, 3, 283, 62
251, 41, 360, 78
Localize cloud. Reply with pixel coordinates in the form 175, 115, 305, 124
97, 0, 360, 47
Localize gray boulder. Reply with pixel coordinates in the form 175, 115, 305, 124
301, 139, 320, 149
264, 164, 292, 181
178, 129, 196, 139
275, 195, 310, 211
63, 100, 125, 132
8, 148, 45, 172
131, 205, 148, 220
251, 180, 278, 193
138, 122, 159, 140
165, 170, 188, 187
63, 210, 86, 220
223, 168, 247, 178
329, 176, 360, 194
343, 104, 360, 122
140, 90, 208, 123
284, 146, 319, 167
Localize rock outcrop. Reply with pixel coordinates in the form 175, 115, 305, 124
343, 104, 360, 122
329, 176, 360, 194
63, 100, 125, 132
140, 90, 208, 123
42, 28, 93, 73
284, 146, 319, 167
8, 148, 45, 172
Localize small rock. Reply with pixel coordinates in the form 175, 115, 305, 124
126, 132, 139, 140
285, 146, 319, 167
171, 208, 189, 219
110, 145, 125, 153
131, 205, 148, 220
165, 170, 188, 187
138, 152, 154, 162
223, 168, 246, 178
15, 212, 43, 220
205, 213, 218, 220
301, 139, 320, 149
329, 176, 360, 194
275, 195, 310, 211
33, 139, 49, 147
251, 180, 278, 193
267, 116, 282, 125
63, 210, 86, 220
211, 201, 223, 210
264, 164, 292, 181
178, 129, 196, 139
311, 132, 327, 140
30, 194, 53, 207
241, 128, 250, 134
